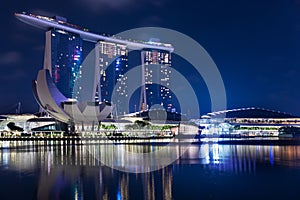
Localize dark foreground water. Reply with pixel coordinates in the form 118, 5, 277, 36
0, 139, 300, 200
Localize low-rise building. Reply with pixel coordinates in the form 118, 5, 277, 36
193, 107, 300, 137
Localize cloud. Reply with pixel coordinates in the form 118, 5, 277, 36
1, 69, 27, 81
76, 0, 168, 13
75, 0, 132, 13
0, 51, 22, 65
138, 15, 162, 27
33, 45, 45, 52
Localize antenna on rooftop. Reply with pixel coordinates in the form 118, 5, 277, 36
16, 102, 21, 114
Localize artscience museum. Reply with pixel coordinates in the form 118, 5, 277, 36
32, 69, 113, 125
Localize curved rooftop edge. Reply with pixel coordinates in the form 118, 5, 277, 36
202, 107, 298, 119
15, 12, 174, 52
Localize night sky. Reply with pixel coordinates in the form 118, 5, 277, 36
1, 0, 300, 117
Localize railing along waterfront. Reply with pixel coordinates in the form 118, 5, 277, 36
0, 130, 174, 141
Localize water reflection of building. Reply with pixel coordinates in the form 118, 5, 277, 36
0, 142, 174, 199
2, 142, 300, 199
178, 143, 258, 174
178, 142, 300, 174
0, 141, 38, 170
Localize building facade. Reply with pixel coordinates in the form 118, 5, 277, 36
141, 48, 172, 112
96, 41, 128, 115
194, 108, 300, 137
44, 28, 83, 99
16, 12, 176, 119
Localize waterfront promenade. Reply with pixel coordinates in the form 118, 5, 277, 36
0, 132, 300, 147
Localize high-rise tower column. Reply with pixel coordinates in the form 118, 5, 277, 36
43, 31, 52, 75
43, 28, 83, 99
139, 51, 147, 111
139, 48, 172, 112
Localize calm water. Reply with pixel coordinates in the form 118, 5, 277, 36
0, 139, 300, 200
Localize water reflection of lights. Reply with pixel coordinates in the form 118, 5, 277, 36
2, 149, 9, 166
74, 181, 83, 200
1, 141, 300, 171
1, 141, 300, 199
86, 142, 185, 173
178, 143, 300, 174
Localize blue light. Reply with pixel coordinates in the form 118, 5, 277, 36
117, 189, 122, 200
269, 146, 274, 165
116, 58, 120, 65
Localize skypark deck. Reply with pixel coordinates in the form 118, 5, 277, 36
15, 12, 174, 52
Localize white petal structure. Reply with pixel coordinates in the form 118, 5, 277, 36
33, 69, 112, 124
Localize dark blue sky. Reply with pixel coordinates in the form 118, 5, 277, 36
1, 0, 300, 116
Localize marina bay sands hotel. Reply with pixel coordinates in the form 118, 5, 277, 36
15, 12, 174, 117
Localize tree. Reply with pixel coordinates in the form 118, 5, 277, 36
7, 122, 23, 132
134, 120, 150, 129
